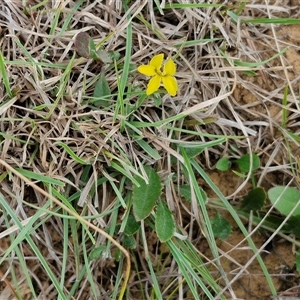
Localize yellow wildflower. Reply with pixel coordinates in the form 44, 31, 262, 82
137, 53, 178, 96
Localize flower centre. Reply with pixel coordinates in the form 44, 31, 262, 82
156, 66, 166, 77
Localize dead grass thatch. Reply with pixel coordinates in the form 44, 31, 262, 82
1, 1, 300, 299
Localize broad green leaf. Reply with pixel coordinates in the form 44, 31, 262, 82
90, 39, 112, 63
109, 51, 121, 60
179, 184, 192, 202
89, 245, 106, 260
124, 214, 140, 235
182, 146, 203, 158
92, 73, 111, 106
241, 187, 266, 211
89, 38, 98, 60
179, 185, 206, 203
216, 157, 231, 171
155, 200, 175, 242
236, 153, 260, 172
133, 166, 161, 221
268, 186, 300, 216
96, 50, 112, 64
123, 235, 136, 249
210, 212, 231, 239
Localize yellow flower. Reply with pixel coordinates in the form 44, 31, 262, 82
137, 54, 178, 96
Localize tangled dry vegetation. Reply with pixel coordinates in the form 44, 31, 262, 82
0, 0, 300, 299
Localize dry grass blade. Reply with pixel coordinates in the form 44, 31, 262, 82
1, 0, 300, 299
0, 159, 130, 300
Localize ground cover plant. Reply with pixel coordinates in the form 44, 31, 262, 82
1, 0, 300, 299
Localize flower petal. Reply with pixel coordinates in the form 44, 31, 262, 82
147, 75, 161, 95
137, 65, 157, 76
164, 59, 176, 76
150, 54, 164, 70
162, 75, 178, 96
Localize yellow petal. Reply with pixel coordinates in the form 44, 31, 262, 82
137, 65, 157, 76
146, 75, 161, 95
164, 59, 176, 76
162, 76, 178, 96
150, 54, 164, 70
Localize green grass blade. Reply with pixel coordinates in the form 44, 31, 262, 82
81, 229, 98, 299
0, 49, 12, 98
0, 193, 67, 299
15, 168, 65, 186
2, 210, 37, 299
242, 18, 300, 24
233, 47, 288, 67
58, 215, 69, 296
135, 139, 161, 160
164, 3, 220, 9
190, 160, 277, 296
115, 10, 132, 128
54, 142, 89, 165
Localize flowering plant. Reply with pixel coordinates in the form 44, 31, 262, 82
137, 54, 178, 96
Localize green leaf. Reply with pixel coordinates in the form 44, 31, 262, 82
89, 245, 106, 260
0, 49, 12, 98
233, 47, 287, 67
179, 185, 206, 203
283, 216, 300, 239
109, 51, 121, 61
135, 139, 161, 160
262, 215, 284, 231
242, 18, 300, 24
179, 184, 192, 202
122, 235, 136, 249
151, 94, 162, 106
268, 186, 300, 216
296, 252, 300, 274
241, 187, 266, 211
133, 166, 162, 221
232, 170, 247, 178
182, 146, 203, 158
54, 142, 89, 164
236, 153, 260, 172
216, 157, 231, 171
89, 38, 98, 60
114, 248, 121, 262
15, 168, 65, 186
92, 73, 111, 106
227, 10, 239, 23
155, 200, 175, 242
210, 212, 231, 239
96, 50, 112, 64
124, 214, 140, 235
